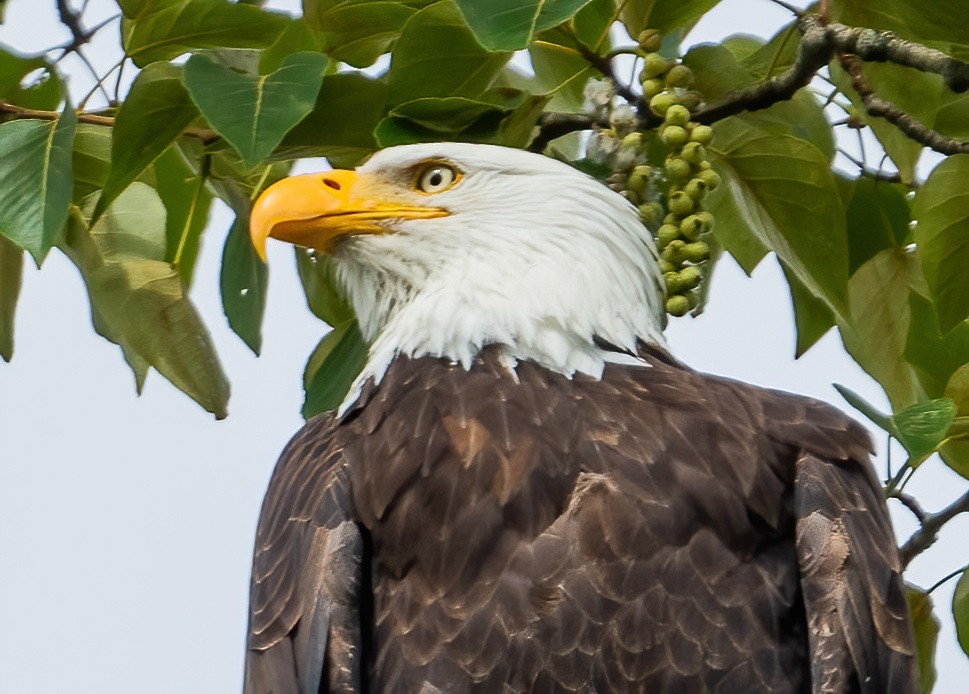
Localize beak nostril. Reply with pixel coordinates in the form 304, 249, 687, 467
322, 178, 341, 191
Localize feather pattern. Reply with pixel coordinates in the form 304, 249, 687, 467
243, 347, 916, 693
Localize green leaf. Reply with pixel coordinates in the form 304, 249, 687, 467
184, 52, 327, 168
685, 44, 834, 160
0, 234, 22, 361
784, 265, 834, 358
0, 48, 62, 110
709, 119, 849, 318
955, 569, 969, 658
302, 320, 368, 419
0, 103, 76, 264
95, 63, 199, 223
259, 18, 322, 73
841, 176, 910, 275
62, 190, 230, 418
527, 28, 597, 114
941, 365, 969, 478
387, 1, 511, 103
840, 249, 923, 410
374, 90, 547, 148
905, 293, 969, 399
906, 585, 940, 694
72, 125, 113, 201
913, 154, 969, 332
220, 214, 267, 355
454, 0, 590, 51
302, 0, 432, 68
833, 384, 894, 433
153, 148, 212, 284
934, 94, 969, 141
296, 249, 354, 326
829, 62, 946, 185
618, 0, 722, 37
278, 73, 389, 168
122, 0, 290, 67
893, 397, 957, 460
830, 0, 969, 62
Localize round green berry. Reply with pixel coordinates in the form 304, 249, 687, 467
665, 156, 692, 182
621, 132, 644, 151
683, 241, 711, 263
637, 29, 663, 53
667, 190, 695, 216
665, 65, 694, 88
697, 168, 721, 191
664, 104, 691, 128
663, 212, 680, 225
657, 223, 680, 247
649, 92, 677, 116
665, 295, 691, 317
678, 265, 702, 290
679, 91, 703, 110
658, 259, 676, 274
626, 165, 651, 193
679, 214, 704, 240
661, 125, 689, 147
690, 125, 713, 145
684, 178, 708, 201
663, 270, 681, 292
640, 78, 664, 100
681, 141, 706, 165
695, 211, 715, 230
643, 53, 670, 79
638, 200, 663, 227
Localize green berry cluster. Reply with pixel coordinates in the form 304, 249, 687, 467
636, 29, 720, 317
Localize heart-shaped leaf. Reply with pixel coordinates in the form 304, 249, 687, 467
0, 103, 76, 264
906, 586, 940, 694
184, 51, 327, 168
94, 63, 199, 224
387, 1, 510, 103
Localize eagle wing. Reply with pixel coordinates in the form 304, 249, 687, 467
243, 414, 364, 694
793, 450, 917, 692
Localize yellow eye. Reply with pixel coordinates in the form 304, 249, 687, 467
416, 164, 458, 193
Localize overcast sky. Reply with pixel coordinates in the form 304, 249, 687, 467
1, 1, 967, 692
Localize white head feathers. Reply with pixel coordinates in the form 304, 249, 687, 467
328, 143, 667, 411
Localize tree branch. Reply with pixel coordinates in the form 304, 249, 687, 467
693, 16, 832, 125
838, 53, 969, 155
889, 489, 928, 524
528, 113, 598, 153
0, 101, 218, 143
900, 490, 969, 567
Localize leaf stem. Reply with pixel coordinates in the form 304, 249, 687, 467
927, 563, 969, 594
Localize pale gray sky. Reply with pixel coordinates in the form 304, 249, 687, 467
1, 1, 967, 692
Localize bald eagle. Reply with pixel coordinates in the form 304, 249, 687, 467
243, 143, 916, 692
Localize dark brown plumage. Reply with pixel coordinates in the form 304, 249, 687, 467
243, 345, 916, 693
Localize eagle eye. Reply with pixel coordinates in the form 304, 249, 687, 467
416, 163, 458, 194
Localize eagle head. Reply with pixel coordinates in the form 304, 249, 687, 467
250, 143, 667, 403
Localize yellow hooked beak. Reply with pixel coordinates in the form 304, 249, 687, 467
249, 169, 449, 261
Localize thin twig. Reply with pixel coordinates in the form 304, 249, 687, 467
529, 113, 601, 153
765, 0, 803, 15
888, 489, 928, 524
900, 490, 969, 567
575, 42, 645, 111
839, 53, 969, 155
927, 563, 969, 594
0, 101, 219, 143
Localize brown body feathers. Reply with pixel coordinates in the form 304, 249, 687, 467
244, 346, 916, 693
